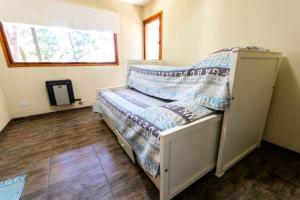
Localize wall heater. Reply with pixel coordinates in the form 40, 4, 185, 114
46, 80, 76, 106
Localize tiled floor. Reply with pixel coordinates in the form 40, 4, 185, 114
0, 107, 299, 200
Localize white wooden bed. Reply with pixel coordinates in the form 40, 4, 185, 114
96, 50, 281, 200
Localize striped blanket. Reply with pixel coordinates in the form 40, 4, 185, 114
96, 89, 214, 177
127, 50, 233, 111
93, 49, 239, 177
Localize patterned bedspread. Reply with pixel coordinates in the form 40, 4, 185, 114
95, 89, 214, 177
92, 49, 252, 177
127, 49, 233, 111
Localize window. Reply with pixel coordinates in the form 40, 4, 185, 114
143, 11, 163, 60
0, 22, 118, 67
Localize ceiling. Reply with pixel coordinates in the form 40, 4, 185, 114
117, 0, 152, 6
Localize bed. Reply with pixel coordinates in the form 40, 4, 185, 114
93, 47, 282, 200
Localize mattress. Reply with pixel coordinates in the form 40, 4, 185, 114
94, 88, 214, 177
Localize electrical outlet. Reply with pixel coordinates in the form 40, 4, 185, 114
19, 101, 30, 107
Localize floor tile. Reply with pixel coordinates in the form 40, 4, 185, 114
50, 145, 94, 168
280, 180, 300, 200
92, 131, 119, 151
247, 171, 287, 199
48, 154, 102, 191
224, 189, 255, 200
0, 107, 299, 200
48, 171, 113, 200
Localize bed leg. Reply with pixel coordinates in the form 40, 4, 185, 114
215, 171, 225, 178
256, 143, 261, 148
160, 136, 170, 200
160, 188, 169, 200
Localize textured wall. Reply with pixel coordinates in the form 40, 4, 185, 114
143, 0, 300, 153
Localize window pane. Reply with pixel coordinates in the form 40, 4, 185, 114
70, 30, 116, 62
2, 22, 117, 64
35, 26, 74, 62
145, 19, 160, 60
3, 22, 39, 62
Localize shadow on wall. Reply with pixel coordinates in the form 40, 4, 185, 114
264, 57, 300, 153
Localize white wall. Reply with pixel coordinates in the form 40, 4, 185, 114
0, 84, 10, 131
0, 0, 121, 32
143, 0, 300, 153
0, 0, 143, 118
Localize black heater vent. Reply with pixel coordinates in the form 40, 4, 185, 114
46, 80, 75, 106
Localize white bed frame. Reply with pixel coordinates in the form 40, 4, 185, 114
96, 50, 281, 200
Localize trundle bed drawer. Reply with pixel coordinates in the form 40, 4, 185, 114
116, 134, 136, 163
102, 115, 136, 163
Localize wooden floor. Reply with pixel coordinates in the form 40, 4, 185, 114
0, 107, 299, 200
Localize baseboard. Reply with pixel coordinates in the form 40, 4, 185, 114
262, 140, 300, 155
13, 106, 92, 121
0, 119, 12, 138
262, 139, 300, 154
0, 106, 92, 140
